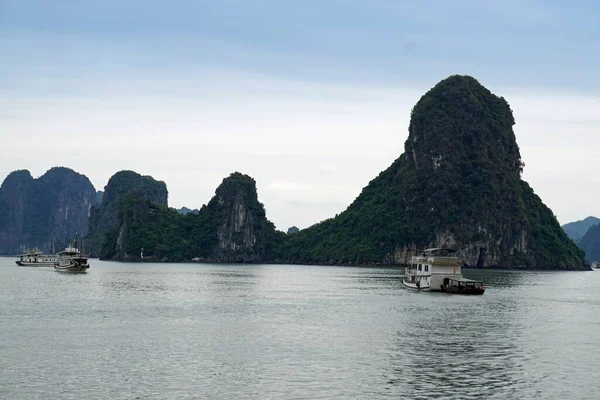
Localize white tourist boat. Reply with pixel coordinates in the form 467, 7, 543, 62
403, 248, 462, 291
15, 249, 59, 267
54, 245, 90, 273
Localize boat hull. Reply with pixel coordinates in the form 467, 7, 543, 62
441, 285, 485, 295
54, 264, 89, 273
16, 261, 57, 267
54, 259, 89, 273
402, 280, 430, 291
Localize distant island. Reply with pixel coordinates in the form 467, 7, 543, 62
0, 75, 590, 270
562, 217, 600, 243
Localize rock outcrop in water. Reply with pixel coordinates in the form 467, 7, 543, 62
100, 172, 282, 262
281, 75, 587, 269
86, 170, 168, 256
0, 167, 96, 254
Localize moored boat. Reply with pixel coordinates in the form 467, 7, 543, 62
403, 248, 463, 292
441, 277, 485, 295
15, 249, 58, 267
54, 245, 89, 273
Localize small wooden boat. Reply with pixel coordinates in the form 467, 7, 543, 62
441, 277, 485, 295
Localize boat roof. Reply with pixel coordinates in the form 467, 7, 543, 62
448, 277, 483, 284
58, 247, 80, 254
18, 250, 44, 256
421, 248, 457, 256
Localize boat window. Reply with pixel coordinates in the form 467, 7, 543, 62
425, 265, 429, 272
418, 264, 422, 271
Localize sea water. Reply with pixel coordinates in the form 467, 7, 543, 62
1, 258, 599, 399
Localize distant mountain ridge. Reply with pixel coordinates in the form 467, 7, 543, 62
561, 216, 600, 242
0, 167, 96, 254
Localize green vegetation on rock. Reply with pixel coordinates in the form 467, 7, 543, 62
101, 172, 283, 262
86, 170, 168, 256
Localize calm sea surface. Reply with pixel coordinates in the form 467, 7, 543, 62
1, 258, 600, 399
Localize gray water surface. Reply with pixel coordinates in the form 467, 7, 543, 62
1, 258, 599, 399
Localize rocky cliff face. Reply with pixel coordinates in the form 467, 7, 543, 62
210, 173, 266, 261
0, 167, 96, 254
284, 75, 587, 269
86, 170, 168, 256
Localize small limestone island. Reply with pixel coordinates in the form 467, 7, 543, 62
0, 75, 589, 270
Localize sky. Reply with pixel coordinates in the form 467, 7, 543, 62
1, 0, 599, 230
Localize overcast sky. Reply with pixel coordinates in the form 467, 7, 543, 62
1, 0, 599, 230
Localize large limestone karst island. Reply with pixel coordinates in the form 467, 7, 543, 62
282, 75, 587, 269
99, 75, 586, 269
